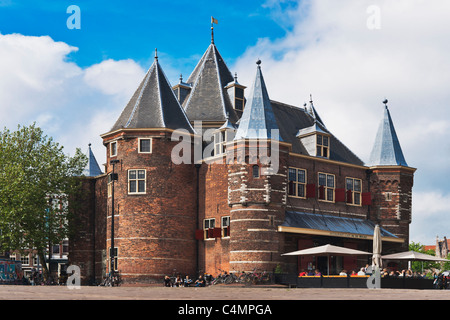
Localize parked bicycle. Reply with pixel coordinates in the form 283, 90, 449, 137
100, 271, 122, 287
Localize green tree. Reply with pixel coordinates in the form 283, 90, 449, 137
409, 242, 440, 272
0, 123, 87, 279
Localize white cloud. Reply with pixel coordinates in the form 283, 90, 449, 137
0, 32, 145, 168
411, 191, 450, 244
232, 0, 450, 244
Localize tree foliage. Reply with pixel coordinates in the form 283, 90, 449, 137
409, 241, 450, 272
0, 123, 87, 277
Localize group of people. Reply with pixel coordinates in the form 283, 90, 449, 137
298, 265, 429, 278
164, 274, 211, 287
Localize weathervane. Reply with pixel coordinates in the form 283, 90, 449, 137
211, 16, 218, 44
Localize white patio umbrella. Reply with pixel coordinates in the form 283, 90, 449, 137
372, 225, 382, 269
381, 251, 449, 262
282, 244, 372, 275
382, 251, 449, 273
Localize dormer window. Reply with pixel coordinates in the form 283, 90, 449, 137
316, 134, 329, 158
213, 120, 236, 156
296, 122, 331, 159
226, 73, 246, 113
234, 87, 244, 112
214, 131, 226, 155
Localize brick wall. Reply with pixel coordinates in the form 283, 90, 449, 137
103, 130, 198, 284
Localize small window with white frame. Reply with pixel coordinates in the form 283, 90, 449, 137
221, 216, 230, 237
128, 169, 146, 194
138, 138, 152, 153
110, 141, 117, 157
203, 218, 216, 239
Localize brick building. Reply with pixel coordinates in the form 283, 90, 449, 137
69, 34, 416, 285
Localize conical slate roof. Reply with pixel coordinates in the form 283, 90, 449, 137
234, 61, 282, 141
183, 43, 239, 124
368, 103, 408, 167
111, 54, 194, 133
83, 144, 103, 177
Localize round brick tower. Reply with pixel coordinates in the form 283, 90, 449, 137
227, 60, 289, 274
101, 55, 198, 284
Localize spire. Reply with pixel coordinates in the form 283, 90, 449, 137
234, 60, 282, 141
83, 143, 103, 177
183, 40, 238, 123
110, 54, 194, 133
368, 99, 408, 167
307, 94, 326, 128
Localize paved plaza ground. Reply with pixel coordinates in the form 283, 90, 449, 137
1, 285, 447, 318
1, 284, 450, 300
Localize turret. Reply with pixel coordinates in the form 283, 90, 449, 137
100, 51, 198, 283
368, 99, 416, 250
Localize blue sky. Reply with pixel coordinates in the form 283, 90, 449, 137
0, 0, 298, 69
1, 0, 450, 246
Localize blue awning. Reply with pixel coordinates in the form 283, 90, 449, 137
279, 211, 403, 243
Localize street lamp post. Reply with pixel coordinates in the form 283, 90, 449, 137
109, 159, 120, 282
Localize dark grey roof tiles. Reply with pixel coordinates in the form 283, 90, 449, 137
270, 101, 365, 166
183, 44, 239, 123
110, 57, 194, 134
368, 104, 408, 167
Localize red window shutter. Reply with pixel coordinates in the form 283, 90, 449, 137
306, 184, 316, 198
212, 228, 222, 238
195, 229, 204, 240
318, 185, 325, 200
288, 181, 294, 195
335, 188, 346, 202
346, 190, 353, 204
362, 192, 372, 206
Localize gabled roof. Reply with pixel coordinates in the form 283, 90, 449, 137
368, 103, 408, 167
183, 43, 239, 124
234, 61, 282, 141
83, 144, 103, 177
110, 54, 194, 134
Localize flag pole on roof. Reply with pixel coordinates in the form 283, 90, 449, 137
211, 17, 218, 44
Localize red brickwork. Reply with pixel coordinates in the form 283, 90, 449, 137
69, 175, 107, 285
102, 129, 197, 284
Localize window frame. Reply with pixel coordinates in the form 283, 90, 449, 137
316, 134, 330, 158
221, 216, 230, 238
128, 169, 147, 195
318, 172, 335, 202
138, 138, 152, 154
234, 87, 245, 111
203, 218, 216, 240
288, 167, 307, 199
346, 177, 362, 206
110, 141, 117, 157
